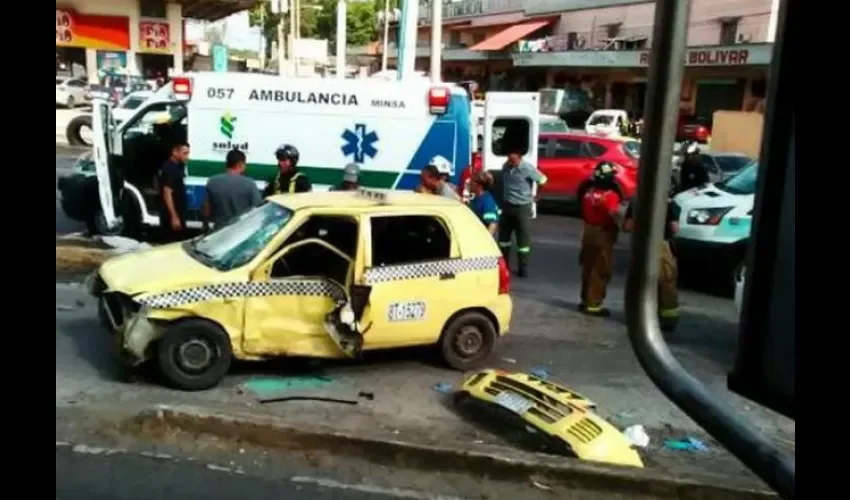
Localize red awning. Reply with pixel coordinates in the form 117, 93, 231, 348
469, 20, 553, 51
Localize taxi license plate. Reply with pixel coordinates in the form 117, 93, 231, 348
494, 392, 533, 415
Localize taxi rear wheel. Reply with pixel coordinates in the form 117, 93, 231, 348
440, 311, 497, 370
157, 319, 233, 391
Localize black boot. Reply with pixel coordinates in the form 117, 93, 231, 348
517, 254, 529, 278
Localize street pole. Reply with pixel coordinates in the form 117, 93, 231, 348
289, 0, 297, 76
258, 4, 266, 70
396, 0, 419, 81
767, 0, 781, 42
335, 0, 346, 79
380, 0, 391, 72
430, 0, 442, 82
277, 0, 287, 75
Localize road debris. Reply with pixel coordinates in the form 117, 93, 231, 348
501, 357, 517, 364
433, 382, 454, 394
529, 367, 549, 380
530, 476, 552, 491
623, 425, 650, 448
664, 437, 708, 452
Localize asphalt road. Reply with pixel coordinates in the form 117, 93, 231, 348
56, 446, 416, 500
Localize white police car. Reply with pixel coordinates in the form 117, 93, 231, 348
671, 161, 757, 289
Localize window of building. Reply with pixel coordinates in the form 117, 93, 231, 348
449, 31, 461, 47
491, 118, 531, 156
370, 215, 451, 267
720, 19, 739, 45
606, 23, 622, 39
140, 0, 167, 19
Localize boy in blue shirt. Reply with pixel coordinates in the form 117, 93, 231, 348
467, 171, 499, 237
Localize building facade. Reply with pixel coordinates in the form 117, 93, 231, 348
383, 0, 777, 116
56, 0, 254, 83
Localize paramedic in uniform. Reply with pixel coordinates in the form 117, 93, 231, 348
578, 161, 623, 316
467, 171, 499, 237
498, 147, 547, 278
263, 144, 312, 196
622, 198, 680, 332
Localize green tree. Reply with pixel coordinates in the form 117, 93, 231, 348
315, 0, 379, 50
248, 2, 282, 60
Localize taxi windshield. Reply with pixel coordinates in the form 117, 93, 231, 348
185, 202, 293, 271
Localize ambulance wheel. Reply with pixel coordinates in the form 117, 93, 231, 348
67, 115, 93, 146
157, 319, 233, 391
439, 311, 497, 370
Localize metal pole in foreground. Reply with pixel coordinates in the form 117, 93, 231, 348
625, 0, 795, 496
429, 0, 442, 82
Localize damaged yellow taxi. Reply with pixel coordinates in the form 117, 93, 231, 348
458, 370, 644, 468
87, 189, 513, 391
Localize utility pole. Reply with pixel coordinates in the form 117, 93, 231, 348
289, 0, 297, 75
258, 3, 266, 70
276, 0, 288, 75
380, 0, 391, 72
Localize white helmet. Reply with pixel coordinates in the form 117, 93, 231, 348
428, 155, 453, 176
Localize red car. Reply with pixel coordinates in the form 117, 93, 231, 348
676, 114, 711, 143
536, 132, 639, 202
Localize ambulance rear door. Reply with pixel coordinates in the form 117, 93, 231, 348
483, 92, 540, 217
91, 100, 119, 230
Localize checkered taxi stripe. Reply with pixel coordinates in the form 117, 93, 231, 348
364, 256, 500, 284
137, 280, 346, 309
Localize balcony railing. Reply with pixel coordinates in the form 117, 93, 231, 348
418, 0, 525, 22
517, 29, 652, 53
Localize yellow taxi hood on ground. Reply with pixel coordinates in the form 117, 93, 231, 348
98, 242, 218, 295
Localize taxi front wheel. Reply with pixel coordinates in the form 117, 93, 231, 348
157, 319, 233, 391
440, 311, 497, 370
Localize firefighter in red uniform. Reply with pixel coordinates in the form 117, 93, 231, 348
578, 161, 623, 317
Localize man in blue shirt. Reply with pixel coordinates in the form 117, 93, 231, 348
467, 171, 499, 237
498, 148, 547, 277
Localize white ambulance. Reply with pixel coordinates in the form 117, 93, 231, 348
81, 72, 539, 236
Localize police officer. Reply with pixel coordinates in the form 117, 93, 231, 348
578, 161, 623, 316
622, 197, 680, 332
498, 147, 547, 278
263, 144, 311, 197
677, 141, 708, 193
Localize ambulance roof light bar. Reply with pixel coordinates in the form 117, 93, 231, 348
172, 77, 192, 101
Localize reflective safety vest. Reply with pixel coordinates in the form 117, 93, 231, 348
272, 172, 303, 194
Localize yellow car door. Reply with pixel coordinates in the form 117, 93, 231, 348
356, 213, 461, 349
242, 238, 353, 359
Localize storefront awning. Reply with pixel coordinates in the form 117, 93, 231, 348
174, 0, 256, 21
469, 20, 553, 52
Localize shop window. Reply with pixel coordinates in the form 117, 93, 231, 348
140, 0, 167, 19
491, 118, 531, 156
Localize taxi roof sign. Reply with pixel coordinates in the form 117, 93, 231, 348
355, 188, 391, 204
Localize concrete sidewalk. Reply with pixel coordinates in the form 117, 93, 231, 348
56, 277, 792, 497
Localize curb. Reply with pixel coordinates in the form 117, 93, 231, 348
56, 237, 112, 275
124, 405, 776, 500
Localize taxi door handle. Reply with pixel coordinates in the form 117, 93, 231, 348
439, 272, 455, 280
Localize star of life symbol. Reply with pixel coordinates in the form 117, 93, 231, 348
341, 124, 379, 164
